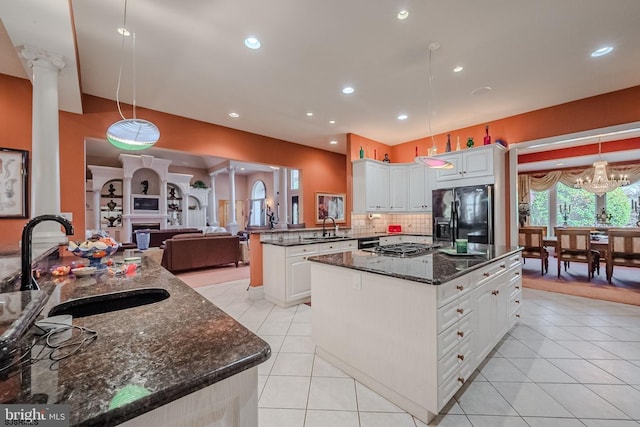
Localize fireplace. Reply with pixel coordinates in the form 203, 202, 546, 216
131, 223, 161, 232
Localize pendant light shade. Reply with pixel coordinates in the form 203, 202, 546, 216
107, 0, 159, 150
414, 156, 454, 169
107, 119, 160, 151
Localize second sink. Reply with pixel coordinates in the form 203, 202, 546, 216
48, 288, 170, 318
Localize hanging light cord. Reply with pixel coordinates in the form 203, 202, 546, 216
114, 0, 135, 121
428, 46, 434, 148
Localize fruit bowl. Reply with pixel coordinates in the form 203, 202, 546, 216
69, 233, 120, 268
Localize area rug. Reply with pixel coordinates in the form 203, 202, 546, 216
177, 265, 250, 288
522, 259, 640, 306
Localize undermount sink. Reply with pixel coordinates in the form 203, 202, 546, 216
48, 288, 170, 318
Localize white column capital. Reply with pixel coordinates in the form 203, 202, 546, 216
20, 45, 65, 72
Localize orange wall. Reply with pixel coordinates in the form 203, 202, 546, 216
0, 74, 346, 246
389, 85, 640, 163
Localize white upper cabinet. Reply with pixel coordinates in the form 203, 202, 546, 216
434, 145, 505, 188
408, 164, 436, 212
388, 165, 408, 211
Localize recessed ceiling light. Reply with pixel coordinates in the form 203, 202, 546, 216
306, 112, 314, 117
269, 166, 280, 170
397, 10, 409, 20
397, 114, 408, 120
342, 86, 355, 95
329, 120, 336, 124
329, 140, 338, 145
228, 112, 239, 118
453, 66, 464, 73
591, 46, 613, 57
556, 163, 564, 166
244, 37, 261, 50
471, 86, 493, 96
240, 167, 245, 170
117, 27, 130, 37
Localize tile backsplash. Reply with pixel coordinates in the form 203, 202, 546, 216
350, 213, 432, 235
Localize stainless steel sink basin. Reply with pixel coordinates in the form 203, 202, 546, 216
48, 288, 170, 318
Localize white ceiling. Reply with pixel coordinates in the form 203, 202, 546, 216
1, 0, 640, 156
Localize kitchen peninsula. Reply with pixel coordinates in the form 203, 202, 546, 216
0, 247, 270, 426
309, 245, 522, 424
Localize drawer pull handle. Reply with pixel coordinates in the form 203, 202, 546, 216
483, 272, 491, 277
515, 286, 520, 289
515, 300, 520, 304
457, 331, 464, 338
491, 290, 498, 296
458, 377, 465, 384
457, 354, 465, 361
516, 314, 521, 318
500, 264, 506, 268
456, 285, 464, 291
457, 308, 464, 314
515, 272, 520, 276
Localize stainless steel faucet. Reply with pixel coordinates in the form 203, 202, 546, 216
322, 216, 336, 237
21, 214, 74, 291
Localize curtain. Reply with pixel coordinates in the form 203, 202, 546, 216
520, 164, 640, 195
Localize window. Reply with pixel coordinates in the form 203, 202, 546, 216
529, 190, 549, 227
607, 181, 640, 226
249, 180, 267, 226
290, 169, 299, 190
557, 183, 595, 226
291, 195, 299, 224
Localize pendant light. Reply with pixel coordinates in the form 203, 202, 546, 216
106, 0, 159, 150
415, 42, 453, 169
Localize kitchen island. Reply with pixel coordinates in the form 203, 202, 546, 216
309, 245, 522, 424
0, 248, 270, 426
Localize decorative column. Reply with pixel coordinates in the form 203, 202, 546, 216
227, 167, 239, 235
123, 175, 132, 241
279, 167, 289, 228
209, 173, 218, 226
21, 46, 67, 244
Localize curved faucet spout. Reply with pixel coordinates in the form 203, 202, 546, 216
21, 214, 74, 291
322, 216, 337, 237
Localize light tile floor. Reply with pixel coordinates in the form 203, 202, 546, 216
195, 279, 640, 426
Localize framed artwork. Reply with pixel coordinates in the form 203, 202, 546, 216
0, 148, 28, 218
315, 192, 346, 224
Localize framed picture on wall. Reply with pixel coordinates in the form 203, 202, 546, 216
0, 148, 28, 218
315, 192, 346, 224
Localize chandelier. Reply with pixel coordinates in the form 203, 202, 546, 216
574, 142, 629, 196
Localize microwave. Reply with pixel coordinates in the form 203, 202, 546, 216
133, 196, 159, 211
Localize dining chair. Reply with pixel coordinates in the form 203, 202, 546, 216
554, 227, 600, 280
518, 227, 549, 275
606, 228, 640, 283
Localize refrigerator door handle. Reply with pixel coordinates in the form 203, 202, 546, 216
487, 185, 493, 245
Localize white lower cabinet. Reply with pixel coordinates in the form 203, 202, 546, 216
263, 240, 357, 307
311, 250, 522, 425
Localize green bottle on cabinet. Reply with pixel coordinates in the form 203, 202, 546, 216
359, 146, 364, 159
467, 137, 474, 148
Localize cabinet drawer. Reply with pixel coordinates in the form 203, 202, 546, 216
437, 276, 468, 308
438, 371, 460, 411
438, 313, 473, 359
510, 306, 522, 328
507, 252, 522, 269
509, 290, 522, 312
286, 245, 318, 257
438, 293, 472, 333
475, 260, 509, 286
508, 273, 522, 298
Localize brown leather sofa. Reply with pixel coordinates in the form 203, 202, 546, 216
160, 234, 240, 273
133, 228, 202, 247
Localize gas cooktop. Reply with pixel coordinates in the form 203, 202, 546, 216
364, 242, 442, 258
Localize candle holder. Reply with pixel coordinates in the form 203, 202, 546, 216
632, 197, 640, 226
559, 203, 571, 226
596, 207, 613, 226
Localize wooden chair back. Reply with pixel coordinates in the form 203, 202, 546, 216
518, 227, 549, 274
554, 227, 595, 279
606, 228, 640, 282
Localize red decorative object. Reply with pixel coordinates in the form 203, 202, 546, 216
388, 225, 402, 233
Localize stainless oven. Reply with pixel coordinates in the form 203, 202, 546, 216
357, 236, 380, 250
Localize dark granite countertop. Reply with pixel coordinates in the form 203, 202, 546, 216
0, 251, 271, 426
262, 232, 433, 247
308, 244, 522, 285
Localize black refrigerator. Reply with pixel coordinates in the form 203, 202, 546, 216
432, 184, 494, 245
